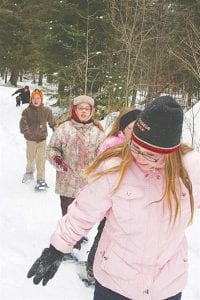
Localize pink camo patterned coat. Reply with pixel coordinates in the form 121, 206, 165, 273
51, 150, 200, 300
47, 119, 105, 198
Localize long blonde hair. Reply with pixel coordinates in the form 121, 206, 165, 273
84, 143, 194, 225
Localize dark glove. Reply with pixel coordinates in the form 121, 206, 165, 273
24, 130, 33, 140
53, 156, 68, 172
27, 245, 64, 286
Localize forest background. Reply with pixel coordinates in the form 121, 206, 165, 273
0, 0, 200, 115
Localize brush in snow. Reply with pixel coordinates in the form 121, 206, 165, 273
22, 172, 34, 183
34, 180, 49, 191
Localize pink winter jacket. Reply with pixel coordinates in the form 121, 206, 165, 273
51, 150, 200, 300
98, 131, 125, 154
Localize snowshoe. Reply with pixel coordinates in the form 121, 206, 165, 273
80, 236, 89, 244
22, 172, 34, 183
77, 262, 95, 287
79, 274, 95, 287
74, 236, 89, 250
34, 180, 48, 191
62, 252, 79, 263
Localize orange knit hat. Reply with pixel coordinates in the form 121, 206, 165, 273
30, 89, 43, 102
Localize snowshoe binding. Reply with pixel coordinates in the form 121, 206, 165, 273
78, 262, 95, 287
34, 180, 48, 191
79, 273, 95, 287
22, 172, 34, 183
80, 236, 89, 244
62, 252, 79, 262
74, 236, 89, 250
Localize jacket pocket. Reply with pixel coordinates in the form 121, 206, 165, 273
154, 242, 188, 289
100, 243, 140, 280
111, 185, 145, 234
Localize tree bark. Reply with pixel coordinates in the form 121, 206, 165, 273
38, 71, 43, 86
9, 69, 19, 86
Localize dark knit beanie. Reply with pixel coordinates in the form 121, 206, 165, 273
132, 96, 183, 154
120, 109, 142, 131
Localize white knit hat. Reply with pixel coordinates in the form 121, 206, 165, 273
73, 95, 94, 106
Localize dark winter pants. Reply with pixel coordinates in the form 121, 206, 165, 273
16, 95, 21, 106
60, 195, 74, 216
87, 218, 106, 277
94, 281, 131, 300
164, 293, 182, 300
94, 281, 182, 300
60, 195, 84, 250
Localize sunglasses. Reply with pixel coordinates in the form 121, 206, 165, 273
128, 141, 163, 163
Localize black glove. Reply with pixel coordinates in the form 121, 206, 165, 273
27, 245, 65, 286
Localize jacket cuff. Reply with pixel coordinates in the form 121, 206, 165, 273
50, 233, 74, 254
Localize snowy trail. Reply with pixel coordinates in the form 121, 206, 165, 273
0, 86, 94, 300
0, 85, 199, 300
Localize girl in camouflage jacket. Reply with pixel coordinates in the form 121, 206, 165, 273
47, 95, 105, 247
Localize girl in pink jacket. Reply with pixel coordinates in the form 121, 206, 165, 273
86, 107, 142, 282
27, 96, 200, 300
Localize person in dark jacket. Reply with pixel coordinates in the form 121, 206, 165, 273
19, 89, 56, 190
12, 85, 30, 106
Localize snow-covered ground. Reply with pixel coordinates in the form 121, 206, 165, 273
182, 101, 200, 151
0, 84, 200, 300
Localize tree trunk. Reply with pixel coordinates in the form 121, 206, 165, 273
32, 74, 36, 84
58, 81, 65, 97
38, 71, 43, 86
187, 90, 193, 109
9, 69, 19, 86
130, 88, 137, 107
4, 71, 8, 84
47, 74, 53, 83
19, 72, 23, 82
4, 69, 8, 83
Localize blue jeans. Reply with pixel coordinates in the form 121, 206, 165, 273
93, 281, 182, 300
